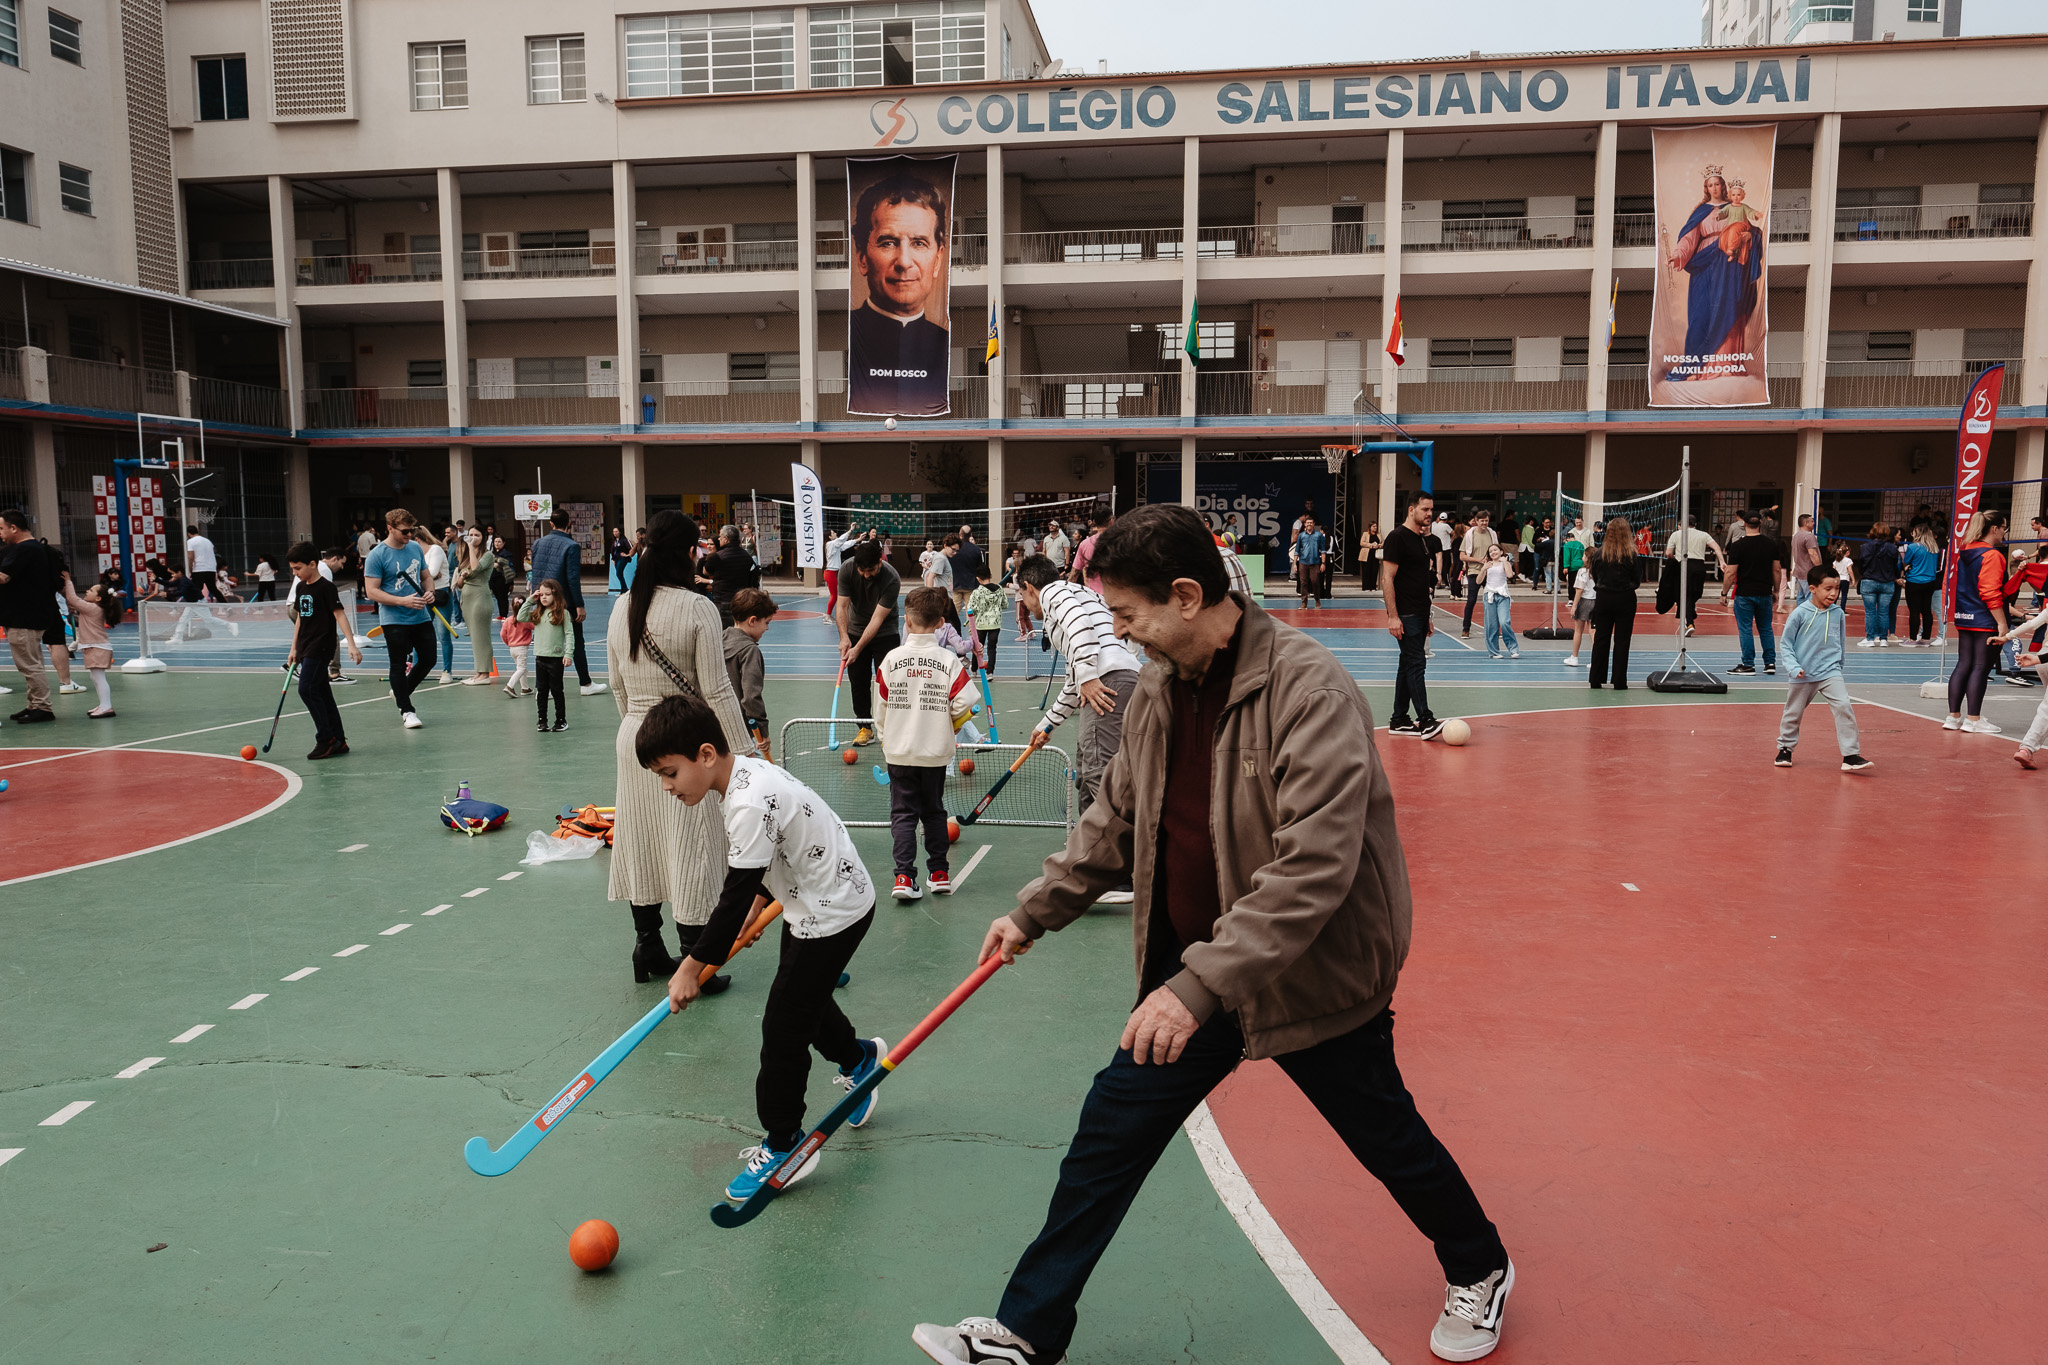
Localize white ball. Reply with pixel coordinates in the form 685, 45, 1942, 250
1439, 718, 1471, 746
884, 417, 898, 431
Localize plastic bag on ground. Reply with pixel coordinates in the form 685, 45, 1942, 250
521, 829, 603, 865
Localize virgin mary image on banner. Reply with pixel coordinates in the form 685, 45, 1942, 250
1650, 123, 1776, 407
847, 153, 957, 418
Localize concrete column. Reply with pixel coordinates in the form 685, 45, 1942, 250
21, 346, 49, 402
1582, 431, 1607, 521
286, 446, 313, 544
985, 143, 1005, 421
1585, 121, 1618, 413
1798, 113, 1843, 413
27, 420, 59, 542
621, 441, 647, 536
1793, 429, 1824, 522
797, 151, 818, 424
1180, 433, 1198, 509
612, 161, 641, 428
1180, 136, 1200, 419
1378, 445, 1398, 537
801, 437, 822, 589
986, 435, 1006, 555
437, 168, 468, 430
1378, 130, 1405, 418
448, 444, 476, 527
174, 370, 193, 418
265, 176, 304, 434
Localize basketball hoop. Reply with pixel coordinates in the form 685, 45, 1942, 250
1320, 443, 1354, 474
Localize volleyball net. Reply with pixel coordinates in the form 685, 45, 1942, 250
1811, 479, 2046, 556
764, 493, 1112, 563
776, 720, 1075, 829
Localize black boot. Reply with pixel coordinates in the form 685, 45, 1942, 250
675, 922, 733, 996
631, 904, 680, 984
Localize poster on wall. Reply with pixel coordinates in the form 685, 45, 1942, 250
1142, 459, 1337, 579
846, 153, 956, 418
1650, 123, 1776, 407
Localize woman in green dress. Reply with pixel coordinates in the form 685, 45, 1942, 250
453, 527, 497, 683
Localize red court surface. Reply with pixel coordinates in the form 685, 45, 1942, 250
1207, 702, 2044, 1364
0, 748, 296, 884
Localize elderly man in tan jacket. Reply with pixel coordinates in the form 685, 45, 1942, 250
913, 503, 1513, 1365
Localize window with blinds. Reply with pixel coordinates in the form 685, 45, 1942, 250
1428, 338, 1514, 368
624, 10, 794, 98
49, 10, 81, 64
809, 2, 985, 88
58, 163, 91, 215
0, 0, 18, 68
412, 41, 467, 110
528, 34, 585, 104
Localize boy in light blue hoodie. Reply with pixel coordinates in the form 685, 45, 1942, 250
1775, 566, 1872, 772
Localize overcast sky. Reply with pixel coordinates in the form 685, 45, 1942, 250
1025, 0, 2048, 74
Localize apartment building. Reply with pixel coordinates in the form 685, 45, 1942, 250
3, 1, 2045, 581
1703, 0, 1962, 48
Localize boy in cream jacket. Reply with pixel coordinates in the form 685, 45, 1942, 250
876, 586, 976, 900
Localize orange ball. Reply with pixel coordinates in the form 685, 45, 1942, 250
947, 818, 961, 844
239, 745, 257, 761
842, 747, 858, 764
958, 756, 975, 776
568, 1219, 619, 1272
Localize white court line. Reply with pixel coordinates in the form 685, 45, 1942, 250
282, 967, 319, 981
423, 904, 452, 916
1622, 883, 1640, 891
117, 1058, 166, 1079
379, 923, 410, 936
333, 944, 368, 957
40, 1101, 94, 1127
229, 993, 268, 1010
0, 1149, 21, 1168
338, 843, 368, 853
461, 887, 488, 898
170, 1024, 213, 1044
497, 870, 523, 881
1183, 1102, 1390, 1365
949, 842, 994, 890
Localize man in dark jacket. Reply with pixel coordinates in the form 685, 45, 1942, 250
699, 525, 756, 628
913, 504, 1512, 1365
0, 509, 60, 721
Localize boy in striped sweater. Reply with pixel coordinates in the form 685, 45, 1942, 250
877, 587, 978, 900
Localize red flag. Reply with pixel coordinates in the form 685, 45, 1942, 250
1385, 296, 1406, 367
1943, 364, 2004, 625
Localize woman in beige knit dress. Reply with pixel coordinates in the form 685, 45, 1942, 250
608, 511, 755, 986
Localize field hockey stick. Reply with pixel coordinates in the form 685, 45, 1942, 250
709, 943, 1028, 1228
260, 660, 299, 754
463, 901, 785, 1177
959, 730, 1047, 827
558, 803, 617, 821
827, 654, 848, 747
977, 667, 1000, 744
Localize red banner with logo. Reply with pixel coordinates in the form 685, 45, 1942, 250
1943, 363, 2004, 624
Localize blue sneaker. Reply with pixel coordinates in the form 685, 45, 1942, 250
724, 1141, 818, 1202
834, 1036, 887, 1128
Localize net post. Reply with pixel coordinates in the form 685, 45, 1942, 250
1526, 468, 1574, 638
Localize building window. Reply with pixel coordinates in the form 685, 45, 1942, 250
1827, 331, 1913, 364
1156, 321, 1237, 362
411, 41, 467, 110
196, 56, 249, 121
67, 313, 104, 360
1563, 336, 1589, 367
1963, 328, 2020, 370
1429, 338, 1514, 369
0, 146, 27, 223
624, 10, 794, 98
729, 352, 801, 386
1609, 335, 1649, 368
1905, 0, 1938, 20
810, 3, 984, 89
0, 0, 18, 68
407, 359, 446, 391
48, 9, 79, 64
57, 162, 90, 215
1788, 2, 1852, 38
513, 356, 583, 389
528, 34, 585, 103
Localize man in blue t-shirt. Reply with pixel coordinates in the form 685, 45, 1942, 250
362, 507, 436, 727
1295, 513, 1329, 609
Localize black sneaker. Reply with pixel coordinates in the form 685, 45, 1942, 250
1774, 748, 1793, 767
1765, 663, 1776, 675
1728, 664, 1757, 675
911, 1318, 1063, 1365
1387, 718, 1420, 736
331, 674, 357, 685
1840, 754, 1874, 773
307, 740, 335, 761
552, 719, 569, 732
2005, 672, 2038, 687
537, 719, 551, 733
13, 708, 54, 724
1415, 718, 1447, 741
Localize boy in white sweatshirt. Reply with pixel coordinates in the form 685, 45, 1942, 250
876, 586, 976, 900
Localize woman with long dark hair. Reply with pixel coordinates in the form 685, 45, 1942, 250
1946, 510, 2010, 734
1588, 516, 1640, 689
605, 512, 756, 985
1856, 522, 1899, 647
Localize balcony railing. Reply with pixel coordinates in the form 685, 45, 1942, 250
191, 376, 287, 429
296, 252, 444, 286
1008, 373, 1180, 420
306, 387, 450, 429
1196, 371, 1369, 417
1406, 216, 1590, 252
1196, 225, 1381, 258
1006, 229, 1184, 265
0, 347, 22, 401
47, 356, 180, 415
462, 247, 616, 281
637, 241, 803, 275
817, 378, 989, 422
188, 258, 276, 290
654, 381, 801, 424
1823, 359, 2025, 408
1835, 203, 2033, 241
1606, 362, 1804, 410
1392, 367, 1592, 414
467, 383, 618, 425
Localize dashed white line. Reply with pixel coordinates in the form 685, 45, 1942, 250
40, 1101, 94, 1127
380, 923, 410, 936
117, 1058, 166, 1079
282, 967, 319, 982
950, 842, 994, 890
497, 871, 523, 881
170, 1024, 213, 1044
229, 993, 268, 1010
333, 944, 368, 957
1622, 883, 1640, 892
461, 887, 489, 898
0, 1148, 21, 1168
423, 904, 453, 916
338, 843, 368, 853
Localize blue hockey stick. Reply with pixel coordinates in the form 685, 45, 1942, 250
977, 667, 999, 744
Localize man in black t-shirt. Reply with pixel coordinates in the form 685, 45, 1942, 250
1379, 492, 1445, 739
1723, 511, 1785, 675
837, 538, 903, 745
286, 541, 362, 760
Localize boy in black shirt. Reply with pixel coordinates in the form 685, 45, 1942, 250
286, 541, 362, 760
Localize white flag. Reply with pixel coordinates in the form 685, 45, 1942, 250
791, 463, 826, 569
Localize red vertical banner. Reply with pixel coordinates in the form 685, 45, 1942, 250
1944, 364, 2005, 624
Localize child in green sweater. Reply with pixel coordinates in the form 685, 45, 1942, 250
966, 564, 1007, 673
517, 579, 573, 732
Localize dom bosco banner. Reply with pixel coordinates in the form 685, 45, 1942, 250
846, 153, 957, 418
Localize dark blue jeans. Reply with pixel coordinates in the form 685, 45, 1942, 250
1390, 612, 1433, 726
998, 1008, 1505, 1358
1732, 594, 1776, 667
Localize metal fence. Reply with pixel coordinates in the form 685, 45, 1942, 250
192, 376, 287, 429
1006, 228, 1184, 264
1822, 359, 2025, 408
467, 385, 617, 426
305, 388, 450, 429
656, 382, 802, 424
777, 719, 1074, 829
1008, 372, 1179, 420
636, 240, 803, 275
1605, 362, 1803, 410
1406, 215, 1590, 251
461, 246, 616, 280
0, 346, 22, 401
46, 356, 180, 415
295, 252, 445, 285
817, 377, 989, 422
1392, 369, 1592, 414
188, 258, 276, 289
1833, 202, 2033, 241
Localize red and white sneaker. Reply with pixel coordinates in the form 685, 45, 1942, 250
2016, 747, 2037, 770
892, 873, 922, 901
928, 870, 953, 895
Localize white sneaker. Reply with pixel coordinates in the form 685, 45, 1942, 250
402, 711, 423, 729
1508, 650, 1520, 659
1963, 718, 2003, 735
1094, 886, 1135, 905
58, 681, 87, 694
1942, 715, 1962, 731
1564, 655, 1582, 666
1877, 638, 1890, 647
0, 683, 12, 693
437, 671, 455, 684
912, 1318, 1062, 1365
1857, 639, 1878, 648
1430, 1260, 1513, 1362
579, 682, 609, 696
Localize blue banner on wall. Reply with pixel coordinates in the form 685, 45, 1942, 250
1144, 459, 1337, 578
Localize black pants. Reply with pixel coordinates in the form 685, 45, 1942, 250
978, 627, 999, 674
381, 621, 435, 712
846, 632, 900, 725
568, 609, 592, 687
888, 763, 950, 877
255, 581, 277, 602
757, 910, 873, 1150
1461, 573, 1481, 630
1904, 580, 1937, 641
999, 1008, 1505, 1359
1589, 597, 1637, 687
297, 662, 344, 745
1949, 631, 1995, 716
536, 656, 566, 725
1390, 610, 1433, 726
193, 570, 218, 600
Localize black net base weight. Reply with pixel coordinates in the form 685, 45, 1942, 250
1647, 665, 1728, 694
1524, 626, 1573, 639
777, 719, 1075, 829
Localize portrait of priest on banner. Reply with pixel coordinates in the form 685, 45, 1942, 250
847, 154, 956, 418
